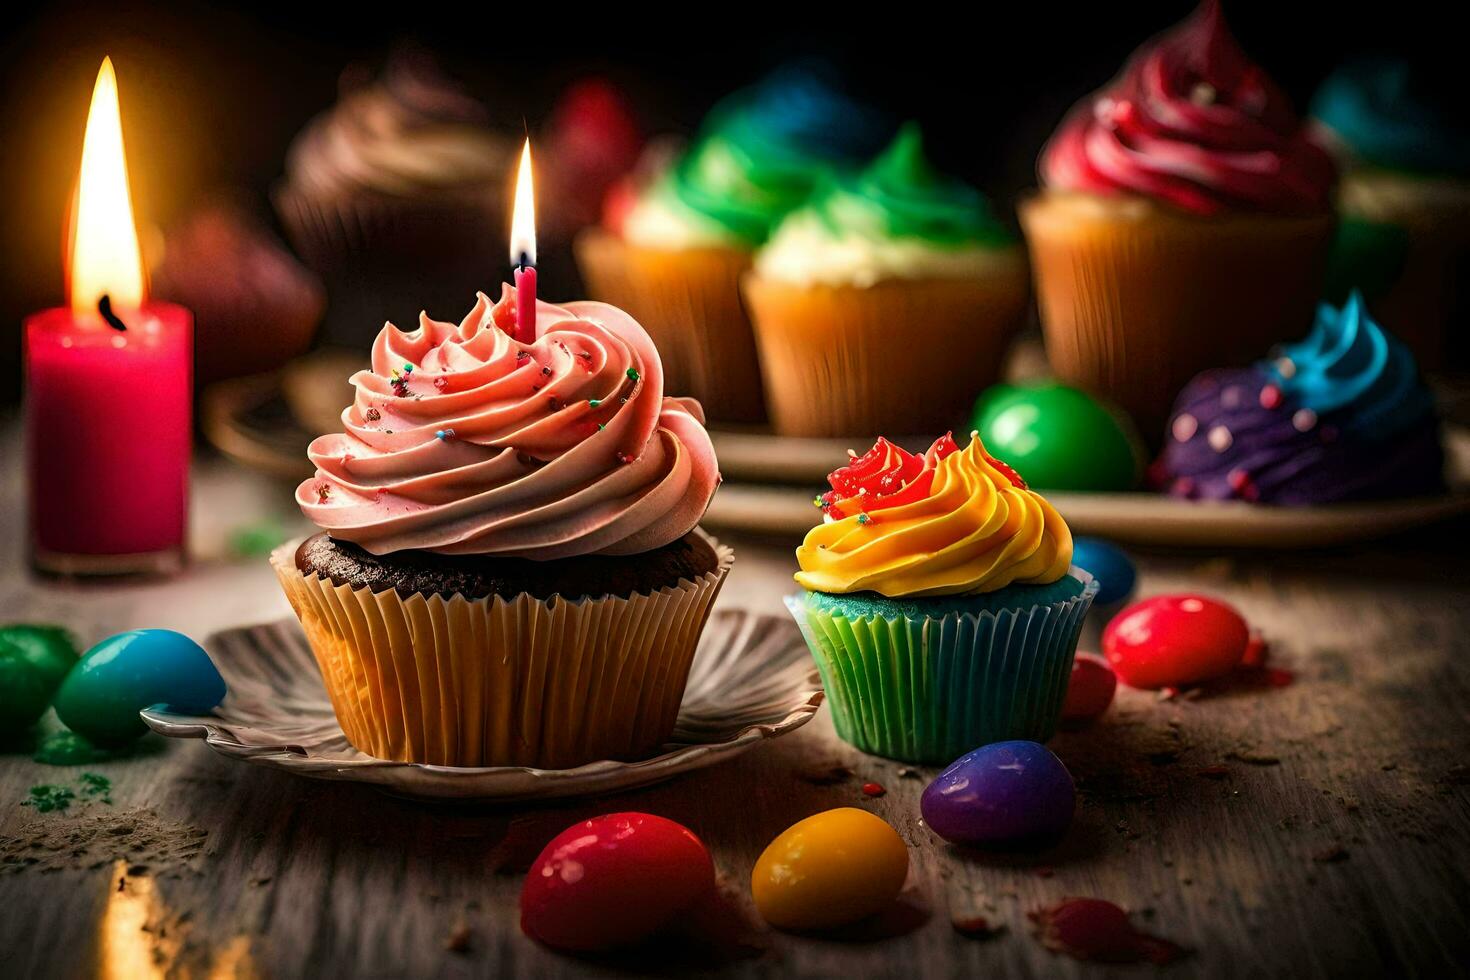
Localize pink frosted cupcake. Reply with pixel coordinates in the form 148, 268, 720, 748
271, 286, 728, 769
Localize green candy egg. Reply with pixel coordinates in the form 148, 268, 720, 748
0, 624, 80, 692
972, 383, 1143, 492
0, 642, 51, 738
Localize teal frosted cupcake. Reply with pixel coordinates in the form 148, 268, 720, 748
1311, 59, 1470, 367
786, 433, 1096, 764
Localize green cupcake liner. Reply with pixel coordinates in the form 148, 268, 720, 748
785, 572, 1097, 764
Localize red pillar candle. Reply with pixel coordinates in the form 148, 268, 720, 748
510, 138, 538, 343
24, 58, 192, 575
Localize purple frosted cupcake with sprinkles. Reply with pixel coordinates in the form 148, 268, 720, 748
1154, 290, 1442, 504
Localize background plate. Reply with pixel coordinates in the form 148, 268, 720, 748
703, 426, 1470, 548
204, 359, 1470, 549
142, 608, 823, 803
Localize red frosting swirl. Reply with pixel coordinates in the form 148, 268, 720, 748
817, 433, 1028, 520
296, 286, 720, 559
1039, 1, 1336, 215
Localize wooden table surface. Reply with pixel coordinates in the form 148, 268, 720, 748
2, 433, 1469, 979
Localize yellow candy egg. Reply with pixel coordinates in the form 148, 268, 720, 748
751, 807, 909, 931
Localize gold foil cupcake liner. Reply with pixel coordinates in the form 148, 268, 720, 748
742, 265, 1030, 438
270, 532, 733, 770
1021, 192, 1334, 443
574, 228, 766, 423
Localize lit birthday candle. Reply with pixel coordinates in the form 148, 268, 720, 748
510, 138, 537, 343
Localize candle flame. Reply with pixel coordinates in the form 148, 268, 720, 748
509, 138, 535, 267
68, 57, 145, 315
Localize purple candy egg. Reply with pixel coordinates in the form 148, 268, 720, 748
921, 741, 1076, 847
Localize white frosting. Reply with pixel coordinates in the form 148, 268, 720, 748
621, 189, 748, 251
753, 210, 1025, 288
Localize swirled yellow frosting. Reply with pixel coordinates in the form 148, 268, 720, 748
794, 433, 1073, 597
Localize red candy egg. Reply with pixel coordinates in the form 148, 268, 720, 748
1060, 653, 1117, 727
1102, 594, 1249, 689
520, 812, 715, 952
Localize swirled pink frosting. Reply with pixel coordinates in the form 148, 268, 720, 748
296, 286, 721, 559
1039, 1, 1336, 215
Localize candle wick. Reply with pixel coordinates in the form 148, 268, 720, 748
97, 294, 128, 332
516, 252, 534, 271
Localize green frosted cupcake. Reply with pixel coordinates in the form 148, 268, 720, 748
576, 67, 895, 423
787, 433, 1096, 764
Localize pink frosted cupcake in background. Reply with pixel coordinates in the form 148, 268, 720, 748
1022, 0, 1338, 441
274, 49, 515, 348
272, 286, 728, 769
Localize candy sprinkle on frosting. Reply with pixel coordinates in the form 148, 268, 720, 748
796, 433, 1073, 597
296, 285, 720, 559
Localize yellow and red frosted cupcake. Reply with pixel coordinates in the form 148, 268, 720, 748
745, 125, 1029, 437
787, 434, 1097, 764
272, 286, 727, 769
1022, 0, 1337, 439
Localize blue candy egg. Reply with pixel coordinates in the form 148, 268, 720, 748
54, 629, 226, 745
921, 741, 1075, 847
1070, 537, 1137, 607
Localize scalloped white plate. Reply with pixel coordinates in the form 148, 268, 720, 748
142, 609, 822, 802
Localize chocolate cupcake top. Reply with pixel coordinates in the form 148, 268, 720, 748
795, 434, 1073, 597
296, 287, 721, 559
294, 531, 718, 601
1038, 0, 1336, 215
285, 51, 513, 200
1156, 292, 1443, 504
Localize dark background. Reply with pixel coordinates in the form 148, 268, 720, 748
0, 1, 1450, 404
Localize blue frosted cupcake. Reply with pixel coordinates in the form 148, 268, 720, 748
786, 433, 1096, 764
1155, 290, 1443, 505
1311, 59, 1470, 367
